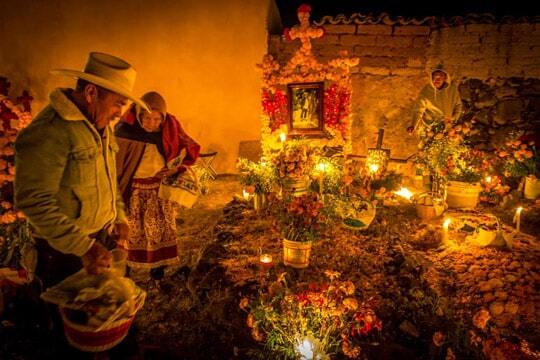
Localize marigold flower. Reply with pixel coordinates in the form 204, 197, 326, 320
239, 298, 249, 311
246, 313, 255, 328
343, 298, 358, 311
472, 308, 490, 330
433, 331, 445, 347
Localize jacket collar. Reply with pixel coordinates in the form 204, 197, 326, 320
49, 88, 87, 121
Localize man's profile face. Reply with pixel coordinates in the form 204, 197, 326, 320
432, 71, 447, 90
89, 87, 128, 129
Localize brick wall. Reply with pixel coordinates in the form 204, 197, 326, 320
268, 22, 540, 160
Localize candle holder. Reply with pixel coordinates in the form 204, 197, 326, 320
259, 253, 273, 271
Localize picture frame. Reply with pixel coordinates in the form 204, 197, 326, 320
287, 82, 325, 137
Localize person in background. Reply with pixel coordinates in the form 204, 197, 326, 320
115, 91, 200, 280
407, 64, 463, 134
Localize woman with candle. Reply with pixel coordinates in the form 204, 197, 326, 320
115, 91, 200, 280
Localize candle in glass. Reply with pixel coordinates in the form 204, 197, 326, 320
259, 253, 273, 270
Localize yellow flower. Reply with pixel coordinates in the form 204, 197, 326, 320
340, 281, 355, 295
343, 298, 358, 311
324, 270, 341, 280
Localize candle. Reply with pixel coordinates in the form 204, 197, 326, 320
279, 132, 287, 143
485, 176, 492, 184
317, 162, 326, 197
368, 163, 379, 174
513, 207, 523, 232
393, 187, 414, 201
259, 253, 273, 270
242, 189, 250, 201
442, 218, 451, 243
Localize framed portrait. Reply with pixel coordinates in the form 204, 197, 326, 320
287, 82, 325, 137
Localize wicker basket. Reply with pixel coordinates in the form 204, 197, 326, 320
60, 296, 144, 352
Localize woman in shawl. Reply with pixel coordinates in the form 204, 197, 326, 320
115, 91, 200, 279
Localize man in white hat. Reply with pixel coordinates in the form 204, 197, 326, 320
14, 52, 148, 287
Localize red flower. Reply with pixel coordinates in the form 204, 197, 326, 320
297, 4, 312, 14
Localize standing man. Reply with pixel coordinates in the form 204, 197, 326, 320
14, 52, 149, 288
407, 64, 463, 134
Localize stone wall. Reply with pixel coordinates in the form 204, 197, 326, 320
268, 21, 540, 160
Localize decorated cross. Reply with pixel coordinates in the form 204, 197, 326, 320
284, 4, 324, 54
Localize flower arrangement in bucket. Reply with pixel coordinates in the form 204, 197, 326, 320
272, 140, 315, 196
414, 117, 486, 208
237, 158, 277, 210
497, 135, 540, 199
274, 194, 325, 268
240, 271, 382, 359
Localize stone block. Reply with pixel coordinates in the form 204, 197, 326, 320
238, 141, 262, 162
393, 26, 431, 36
466, 24, 498, 33
412, 37, 430, 48
508, 57, 539, 66
312, 34, 339, 45
407, 57, 425, 68
341, 34, 377, 46
447, 34, 481, 45
376, 35, 414, 47
391, 68, 425, 76
323, 24, 357, 34
361, 56, 408, 68
359, 66, 391, 75
354, 45, 425, 58
357, 24, 393, 35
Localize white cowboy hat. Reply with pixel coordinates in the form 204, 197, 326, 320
50, 52, 149, 111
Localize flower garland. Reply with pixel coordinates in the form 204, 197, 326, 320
261, 88, 288, 132
324, 84, 351, 138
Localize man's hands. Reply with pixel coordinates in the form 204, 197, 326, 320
82, 242, 112, 275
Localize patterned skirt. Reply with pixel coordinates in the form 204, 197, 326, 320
120, 177, 179, 268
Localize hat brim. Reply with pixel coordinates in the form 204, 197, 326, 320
50, 69, 149, 112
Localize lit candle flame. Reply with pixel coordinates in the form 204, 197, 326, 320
260, 254, 272, 264
394, 187, 414, 201
485, 176, 492, 183
516, 206, 523, 215
317, 162, 327, 172
242, 189, 250, 201
279, 132, 287, 142
368, 163, 379, 173
443, 218, 451, 229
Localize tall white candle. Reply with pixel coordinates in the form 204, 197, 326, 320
513, 207, 523, 232
442, 218, 451, 243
